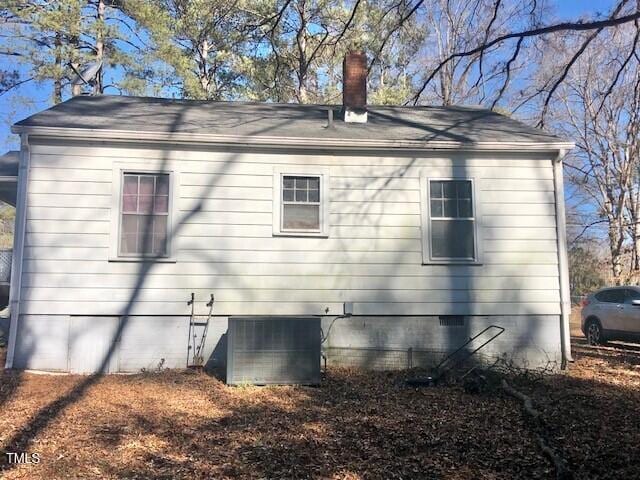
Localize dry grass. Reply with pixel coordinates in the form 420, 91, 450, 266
570, 305, 584, 338
0, 340, 639, 479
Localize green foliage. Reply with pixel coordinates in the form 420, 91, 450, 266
569, 245, 607, 299
0, 70, 20, 95
3, 0, 144, 100
2, 0, 619, 114
0, 0, 427, 104
0, 203, 14, 249
122, 0, 255, 99
118, 0, 426, 103
370, 83, 412, 105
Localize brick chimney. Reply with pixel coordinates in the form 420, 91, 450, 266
342, 51, 367, 123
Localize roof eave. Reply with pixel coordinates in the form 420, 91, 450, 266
11, 125, 574, 152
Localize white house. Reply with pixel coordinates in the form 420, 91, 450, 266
4, 53, 573, 376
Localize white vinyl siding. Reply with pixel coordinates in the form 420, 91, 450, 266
21, 141, 560, 317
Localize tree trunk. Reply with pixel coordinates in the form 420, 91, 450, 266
633, 230, 640, 279
93, 0, 105, 95
70, 30, 82, 96
295, 1, 308, 103
608, 222, 625, 284
629, 215, 640, 282
298, 76, 308, 103
198, 39, 210, 97
297, 40, 308, 103
628, 189, 640, 278
54, 31, 62, 103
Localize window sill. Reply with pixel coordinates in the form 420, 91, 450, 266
422, 260, 483, 266
108, 257, 177, 263
273, 232, 329, 238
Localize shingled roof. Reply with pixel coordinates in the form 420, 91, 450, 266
13, 95, 569, 148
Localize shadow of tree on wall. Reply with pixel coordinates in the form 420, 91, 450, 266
1, 103, 566, 475
320, 148, 561, 371
0, 102, 307, 471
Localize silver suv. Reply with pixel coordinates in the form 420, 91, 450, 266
581, 286, 640, 345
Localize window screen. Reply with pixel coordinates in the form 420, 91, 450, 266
429, 180, 475, 260
282, 176, 321, 231
120, 173, 169, 256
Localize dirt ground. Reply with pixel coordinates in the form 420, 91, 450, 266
1, 326, 640, 479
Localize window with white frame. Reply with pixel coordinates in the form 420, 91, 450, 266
273, 168, 329, 237
282, 176, 320, 230
119, 172, 170, 256
421, 178, 478, 263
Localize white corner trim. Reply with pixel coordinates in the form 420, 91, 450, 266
553, 149, 573, 366
5, 134, 30, 369
11, 125, 575, 153
272, 166, 330, 238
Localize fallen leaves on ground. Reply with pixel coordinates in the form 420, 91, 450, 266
0, 339, 639, 479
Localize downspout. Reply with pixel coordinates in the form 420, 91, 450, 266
553, 149, 573, 368
5, 134, 30, 369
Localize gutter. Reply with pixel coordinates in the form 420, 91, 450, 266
553, 148, 573, 368
11, 125, 574, 153
5, 134, 30, 369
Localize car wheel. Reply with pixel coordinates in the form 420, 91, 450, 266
586, 319, 604, 345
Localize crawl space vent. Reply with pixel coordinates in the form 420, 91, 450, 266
439, 315, 465, 327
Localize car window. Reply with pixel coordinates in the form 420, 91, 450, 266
594, 291, 610, 302
625, 289, 640, 303
595, 289, 626, 303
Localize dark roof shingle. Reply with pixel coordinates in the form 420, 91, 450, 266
14, 95, 565, 145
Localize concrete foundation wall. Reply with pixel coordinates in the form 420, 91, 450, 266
13, 314, 561, 373
13, 315, 70, 371
13, 315, 228, 373
321, 315, 562, 370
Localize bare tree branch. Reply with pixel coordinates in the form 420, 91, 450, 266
536, 29, 602, 128
329, 0, 362, 50
409, 4, 640, 105
473, 0, 502, 90
368, 0, 424, 74
490, 35, 523, 109
0, 76, 33, 96
537, 0, 632, 127
596, 18, 640, 116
